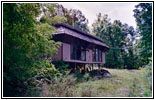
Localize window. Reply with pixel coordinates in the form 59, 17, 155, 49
92, 48, 95, 61
99, 50, 102, 62
71, 44, 86, 61
71, 44, 77, 60
92, 48, 102, 62
81, 47, 86, 61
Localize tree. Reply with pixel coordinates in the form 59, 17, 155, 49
133, 3, 152, 65
3, 3, 61, 96
92, 13, 122, 68
92, 13, 137, 69
47, 3, 90, 32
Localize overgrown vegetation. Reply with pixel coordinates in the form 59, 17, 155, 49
3, 3, 152, 97
92, 3, 152, 69
142, 61, 152, 97
3, 3, 64, 96
24, 68, 152, 97
52, 60, 69, 75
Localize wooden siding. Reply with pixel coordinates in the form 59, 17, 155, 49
61, 43, 106, 64
62, 42, 70, 61
52, 23, 109, 64
51, 42, 106, 64
102, 52, 105, 64
86, 49, 92, 63
51, 44, 62, 61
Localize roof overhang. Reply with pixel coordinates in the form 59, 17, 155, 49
52, 23, 110, 51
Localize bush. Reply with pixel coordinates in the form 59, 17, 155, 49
74, 71, 83, 80
26, 74, 77, 97
52, 60, 69, 75
74, 71, 90, 82
143, 61, 152, 96
144, 62, 152, 84
47, 75, 77, 97
24, 60, 62, 96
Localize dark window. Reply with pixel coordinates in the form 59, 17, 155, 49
71, 44, 77, 60
81, 47, 86, 61
99, 50, 102, 62
92, 48, 102, 62
92, 48, 95, 61
71, 44, 86, 61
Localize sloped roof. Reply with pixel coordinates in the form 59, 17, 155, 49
52, 23, 109, 49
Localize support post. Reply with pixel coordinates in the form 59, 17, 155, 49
99, 64, 101, 70
74, 63, 76, 71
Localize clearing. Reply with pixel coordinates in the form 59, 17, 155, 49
73, 68, 151, 97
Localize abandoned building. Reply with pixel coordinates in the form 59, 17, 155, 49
52, 23, 109, 72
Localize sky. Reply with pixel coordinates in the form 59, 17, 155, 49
59, 2, 139, 29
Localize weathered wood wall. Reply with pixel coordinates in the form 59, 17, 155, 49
62, 42, 70, 61
51, 44, 62, 61
52, 23, 108, 64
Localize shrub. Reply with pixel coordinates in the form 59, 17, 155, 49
25, 60, 62, 96
52, 60, 69, 75
47, 75, 77, 97
26, 74, 77, 97
143, 61, 152, 97
74, 71, 83, 80
144, 61, 152, 87
74, 71, 90, 82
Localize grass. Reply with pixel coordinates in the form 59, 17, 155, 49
74, 68, 152, 97
27, 68, 152, 97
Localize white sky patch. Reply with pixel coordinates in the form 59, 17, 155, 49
59, 2, 139, 29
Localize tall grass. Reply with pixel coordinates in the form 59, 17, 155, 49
25, 68, 152, 97
142, 61, 152, 97
36, 75, 77, 97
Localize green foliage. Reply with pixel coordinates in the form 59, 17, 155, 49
92, 13, 137, 69
24, 60, 62, 96
3, 3, 61, 96
133, 3, 152, 65
144, 62, 152, 80
25, 75, 77, 97
3, 3, 41, 96
24, 68, 152, 97
74, 71, 84, 80
75, 68, 150, 97
29, 60, 61, 79
3, 3, 152, 97
50, 3, 90, 32
52, 60, 69, 75
143, 61, 152, 96
40, 15, 67, 25
74, 71, 90, 82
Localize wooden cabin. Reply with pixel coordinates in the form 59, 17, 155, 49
51, 23, 109, 71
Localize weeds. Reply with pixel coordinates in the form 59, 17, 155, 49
25, 68, 152, 97
142, 61, 152, 97
128, 78, 140, 97
39, 75, 76, 97
81, 86, 93, 97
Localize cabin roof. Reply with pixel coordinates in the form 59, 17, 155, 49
52, 23, 109, 49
